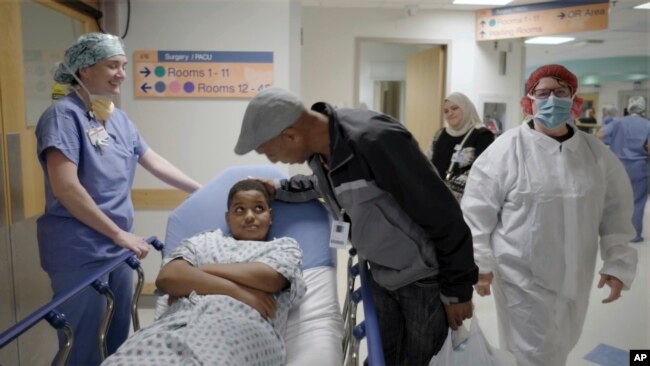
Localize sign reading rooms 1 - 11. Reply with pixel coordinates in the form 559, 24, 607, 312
134, 50, 274, 98
475, 0, 609, 41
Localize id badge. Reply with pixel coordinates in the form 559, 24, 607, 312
87, 126, 109, 147
329, 220, 350, 249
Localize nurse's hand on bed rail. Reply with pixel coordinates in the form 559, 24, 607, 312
234, 285, 277, 319
113, 230, 150, 259
444, 301, 473, 331
247, 177, 276, 198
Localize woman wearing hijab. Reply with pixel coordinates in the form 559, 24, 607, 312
461, 64, 637, 366
426, 92, 495, 201
598, 96, 650, 243
35, 32, 201, 365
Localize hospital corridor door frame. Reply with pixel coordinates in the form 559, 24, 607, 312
0, 1, 98, 364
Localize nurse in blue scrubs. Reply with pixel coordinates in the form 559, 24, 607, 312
35, 32, 202, 365
598, 96, 650, 243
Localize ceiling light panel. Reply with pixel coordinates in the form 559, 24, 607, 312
525, 36, 575, 45
453, 0, 513, 5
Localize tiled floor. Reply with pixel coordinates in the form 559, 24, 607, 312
137, 202, 649, 365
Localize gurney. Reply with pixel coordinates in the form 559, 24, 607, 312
0, 164, 384, 365
158, 164, 384, 365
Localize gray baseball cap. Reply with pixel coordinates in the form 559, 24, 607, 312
234, 88, 306, 155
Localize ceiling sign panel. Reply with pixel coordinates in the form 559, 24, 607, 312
476, 0, 609, 41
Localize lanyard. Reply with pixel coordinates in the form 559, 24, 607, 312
446, 127, 474, 180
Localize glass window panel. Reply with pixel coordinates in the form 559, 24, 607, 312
21, 1, 84, 127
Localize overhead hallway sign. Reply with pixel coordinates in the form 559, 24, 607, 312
134, 50, 274, 98
475, 0, 609, 41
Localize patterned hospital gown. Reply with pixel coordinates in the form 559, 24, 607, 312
102, 229, 306, 366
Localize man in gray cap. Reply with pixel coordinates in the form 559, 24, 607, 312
598, 95, 650, 243
235, 88, 478, 365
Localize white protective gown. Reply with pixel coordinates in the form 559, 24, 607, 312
461, 122, 637, 366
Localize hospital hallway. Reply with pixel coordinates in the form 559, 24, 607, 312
137, 199, 650, 365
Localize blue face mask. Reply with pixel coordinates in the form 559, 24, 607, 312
533, 95, 573, 130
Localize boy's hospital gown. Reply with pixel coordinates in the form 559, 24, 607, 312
103, 230, 306, 366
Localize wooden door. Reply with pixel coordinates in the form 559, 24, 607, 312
404, 46, 446, 151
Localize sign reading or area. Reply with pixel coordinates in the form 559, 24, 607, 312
134, 50, 274, 98
475, 0, 608, 41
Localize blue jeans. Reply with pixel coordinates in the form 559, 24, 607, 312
49, 263, 133, 366
370, 274, 448, 365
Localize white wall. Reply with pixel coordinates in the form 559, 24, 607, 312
116, 0, 301, 280
301, 7, 527, 131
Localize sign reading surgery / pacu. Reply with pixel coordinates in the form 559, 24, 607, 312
475, 0, 608, 41
134, 50, 273, 98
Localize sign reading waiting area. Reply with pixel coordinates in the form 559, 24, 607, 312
475, 0, 609, 41
134, 50, 274, 98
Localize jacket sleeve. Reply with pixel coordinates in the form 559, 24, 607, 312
597, 146, 638, 289
275, 174, 322, 203
357, 124, 478, 303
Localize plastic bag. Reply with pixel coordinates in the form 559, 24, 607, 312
428, 317, 517, 366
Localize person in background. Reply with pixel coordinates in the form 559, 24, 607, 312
577, 108, 597, 133
579, 108, 598, 124
597, 96, 650, 243
35, 32, 201, 365
461, 64, 638, 366
425, 92, 494, 201
234, 88, 477, 365
601, 104, 619, 126
103, 179, 305, 366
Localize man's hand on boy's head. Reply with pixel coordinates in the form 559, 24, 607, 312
247, 176, 276, 198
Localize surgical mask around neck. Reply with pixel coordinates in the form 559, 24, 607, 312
88, 95, 115, 121
532, 95, 573, 130
59, 62, 115, 122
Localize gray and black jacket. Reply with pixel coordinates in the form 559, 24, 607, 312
276, 102, 478, 304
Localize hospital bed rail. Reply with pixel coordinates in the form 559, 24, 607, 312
0, 236, 163, 366
343, 248, 385, 366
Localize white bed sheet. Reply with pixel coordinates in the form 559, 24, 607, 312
286, 266, 343, 366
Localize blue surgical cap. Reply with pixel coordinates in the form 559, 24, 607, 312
54, 32, 125, 84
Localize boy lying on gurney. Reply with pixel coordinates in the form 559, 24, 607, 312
102, 179, 306, 366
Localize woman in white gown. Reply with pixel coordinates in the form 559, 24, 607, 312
461, 64, 637, 366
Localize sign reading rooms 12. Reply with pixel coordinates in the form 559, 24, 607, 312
134, 50, 274, 99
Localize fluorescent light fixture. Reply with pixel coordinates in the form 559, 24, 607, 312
453, 0, 513, 5
634, 2, 650, 9
525, 36, 575, 45
627, 73, 648, 81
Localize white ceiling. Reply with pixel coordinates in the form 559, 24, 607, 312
300, 0, 650, 63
